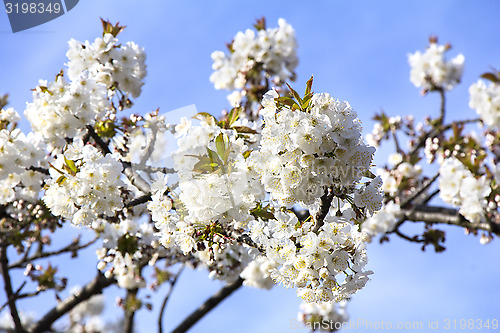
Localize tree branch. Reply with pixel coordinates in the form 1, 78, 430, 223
399, 205, 500, 236
313, 187, 334, 233
29, 271, 115, 333
9, 236, 98, 269
124, 289, 138, 333
0, 245, 25, 333
125, 194, 152, 208
158, 266, 184, 333
170, 277, 244, 333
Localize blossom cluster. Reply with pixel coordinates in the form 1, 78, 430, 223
408, 38, 464, 92
469, 78, 500, 128
0, 108, 47, 204
362, 202, 401, 237
439, 157, 491, 223
43, 141, 124, 227
298, 300, 348, 332
148, 119, 266, 281
250, 90, 379, 209
210, 18, 297, 96
25, 32, 146, 149
250, 209, 372, 303
66, 33, 147, 98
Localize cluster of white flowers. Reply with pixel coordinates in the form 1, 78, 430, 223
240, 256, 277, 289
377, 162, 422, 196
43, 141, 124, 227
67, 33, 146, 98
439, 157, 491, 223
0, 108, 47, 204
25, 33, 146, 149
94, 215, 163, 289
25, 73, 111, 149
249, 90, 378, 208
249, 209, 372, 303
469, 78, 500, 128
149, 116, 264, 251
197, 243, 256, 283
362, 202, 401, 237
298, 300, 348, 332
210, 18, 297, 91
408, 40, 464, 91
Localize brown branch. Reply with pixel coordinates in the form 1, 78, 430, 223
158, 266, 184, 333
29, 271, 115, 333
9, 236, 98, 269
125, 194, 152, 208
437, 86, 446, 125
170, 277, 244, 333
313, 187, 334, 233
124, 289, 138, 333
85, 125, 111, 155
399, 173, 439, 209
400, 205, 500, 236
26, 166, 50, 175
0, 245, 25, 333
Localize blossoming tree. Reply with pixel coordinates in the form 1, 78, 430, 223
0, 18, 499, 333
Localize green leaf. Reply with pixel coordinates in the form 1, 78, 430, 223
305, 75, 314, 96
101, 18, 126, 37
64, 157, 77, 175
480, 72, 499, 83
301, 92, 313, 110
227, 107, 241, 127
0, 94, 8, 111
286, 83, 303, 106
233, 126, 257, 134
193, 112, 217, 124
215, 133, 229, 163
250, 203, 275, 220
56, 175, 66, 185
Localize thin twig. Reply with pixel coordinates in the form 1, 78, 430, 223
158, 266, 184, 333
437, 87, 446, 125
394, 228, 424, 243
0, 245, 25, 333
9, 237, 98, 269
399, 173, 439, 209
170, 277, 244, 333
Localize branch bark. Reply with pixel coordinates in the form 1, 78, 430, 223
170, 277, 244, 333
9, 237, 98, 269
29, 271, 115, 333
399, 205, 500, 236
158, 266, 184, 333
124, 289, 138, 333
0, 245, 25, 333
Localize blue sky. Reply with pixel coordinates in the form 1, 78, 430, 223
1, 1, 500, 332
